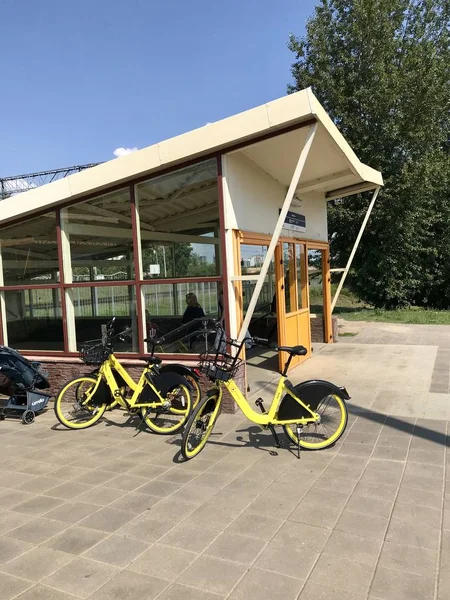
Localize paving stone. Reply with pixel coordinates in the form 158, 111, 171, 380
335, 509, 389, 540
255, 541, 318, 579
117, 515, 175, 543
370, 565, 435, 600
372, 445, 408, 461
323, 530, 382, 566
0, 537, 34, 566
87, 570, 168, 600
43, 525, 107, 555
79, 507, 135, 533
1, 546, 73, 582
108, 492, 160, 514
105, 474, 150, 491
313, 475, 357, 494
288, 500, 342, 529
15, 477, 65, 494
205, 532, 265, 565
188, 504, 240, 530
10, 584, 77, 600
72, 470, 117, 486
345, 492, 393, 519
159, 583, 225, 600
146, 498, 198, 521
273, 521, 330, 552
43, 501, 101, 524
0, 511, 34, 535
84, 534, 150, 567
181, 555, 246, 596
12, 495, 64, 516
309, 554, 374, 596
230, 567, 304, 600
386, 517, 440, 551
43, 558, 118, 599
391, 501, 441, 529
396, 485, 442, 509
0, 572, 32, 599
378, 540, 437, 578
129, 543, 198, 581
299, 581, 367, 600
159, 522, 218, 552
43, 481, 93, 500
226, 511, 284, 541
75, 486, 127, 506
135, 480, 182, 497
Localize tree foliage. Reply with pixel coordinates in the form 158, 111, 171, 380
289, 0, 450, 308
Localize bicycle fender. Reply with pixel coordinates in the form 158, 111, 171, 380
143, 371, 190, 401
159, 363, 200, 386
278, 380, 350, 421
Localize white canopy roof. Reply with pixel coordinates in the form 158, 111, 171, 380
0, 88, 383, 225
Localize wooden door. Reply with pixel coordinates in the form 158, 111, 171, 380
277, 241, 311, 373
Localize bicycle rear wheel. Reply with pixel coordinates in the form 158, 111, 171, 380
181, 392, 222, 460
55, 376, 107, 429
141, 384, 192, 434
284, 394, 347, 450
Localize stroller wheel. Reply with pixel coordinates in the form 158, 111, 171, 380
22, 410, 35, 425
0, 414, 5, 420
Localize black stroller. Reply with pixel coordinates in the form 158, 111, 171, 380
0, 345, 52, 424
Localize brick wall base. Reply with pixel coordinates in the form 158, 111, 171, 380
35, 357, 240, 414
310, 315, 338, 343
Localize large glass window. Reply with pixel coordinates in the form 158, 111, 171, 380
62, 189, 134, 283
137, 160, 220, 280
4, 288, 63, 350
0, 212, 59, 286
142, 282, 219, 353
69, 286, 138, 352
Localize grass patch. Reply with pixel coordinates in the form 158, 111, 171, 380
339, 331, 358, 337
331, 286, 450, 324
336, 307, 450, 325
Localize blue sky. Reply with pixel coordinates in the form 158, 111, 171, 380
1, 0, 316, 176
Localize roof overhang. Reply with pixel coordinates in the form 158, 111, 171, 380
0, 88, 383, 226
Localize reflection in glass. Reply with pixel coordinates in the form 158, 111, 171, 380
63, 189, 134, 283
0, 212, 59, 286
5, 288, 63, 350
137, 160, 220, 279
142, 282, 219, 353
69, 286, 137, 352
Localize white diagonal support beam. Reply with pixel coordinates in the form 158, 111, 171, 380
237, 123, 317, 342
331, 186, 381, 312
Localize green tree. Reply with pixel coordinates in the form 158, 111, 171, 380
289, 0, 450, 308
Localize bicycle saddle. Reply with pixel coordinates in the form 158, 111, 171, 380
277, 345, 307, 356
139, 356, 162, 365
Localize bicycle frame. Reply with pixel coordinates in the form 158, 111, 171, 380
216, 375, 320, 426
97, 354, 167, 408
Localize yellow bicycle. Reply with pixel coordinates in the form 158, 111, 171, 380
181, 331, 349, 460
54, 319, 196, 434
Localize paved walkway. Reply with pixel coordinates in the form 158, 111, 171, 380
0, 323, 449, 599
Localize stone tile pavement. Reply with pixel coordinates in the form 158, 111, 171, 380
0, 326, 449, 599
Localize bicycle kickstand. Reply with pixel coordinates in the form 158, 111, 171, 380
255, 398, 282, 449
296, 424, 302, 459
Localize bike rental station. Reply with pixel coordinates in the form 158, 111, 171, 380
0, 88, 383, 413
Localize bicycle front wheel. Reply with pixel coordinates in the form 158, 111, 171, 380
284, 394, 348, 450
181, 392, 222, 460
55, 376, 107, 429
141, 384, 192, 435
184, 374, 201, 408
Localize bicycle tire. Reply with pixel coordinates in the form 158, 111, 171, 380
54, 376, 107, 430
181, 392, 222, 460
284, 394, 348, 450
141, 383, 192, 435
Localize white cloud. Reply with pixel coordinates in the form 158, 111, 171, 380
113, 147, 138, 158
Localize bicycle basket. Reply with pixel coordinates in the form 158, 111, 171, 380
79, 343, 111, 366
199, 353, 242, 382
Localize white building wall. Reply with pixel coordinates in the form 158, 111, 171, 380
222, 152, 328, 242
